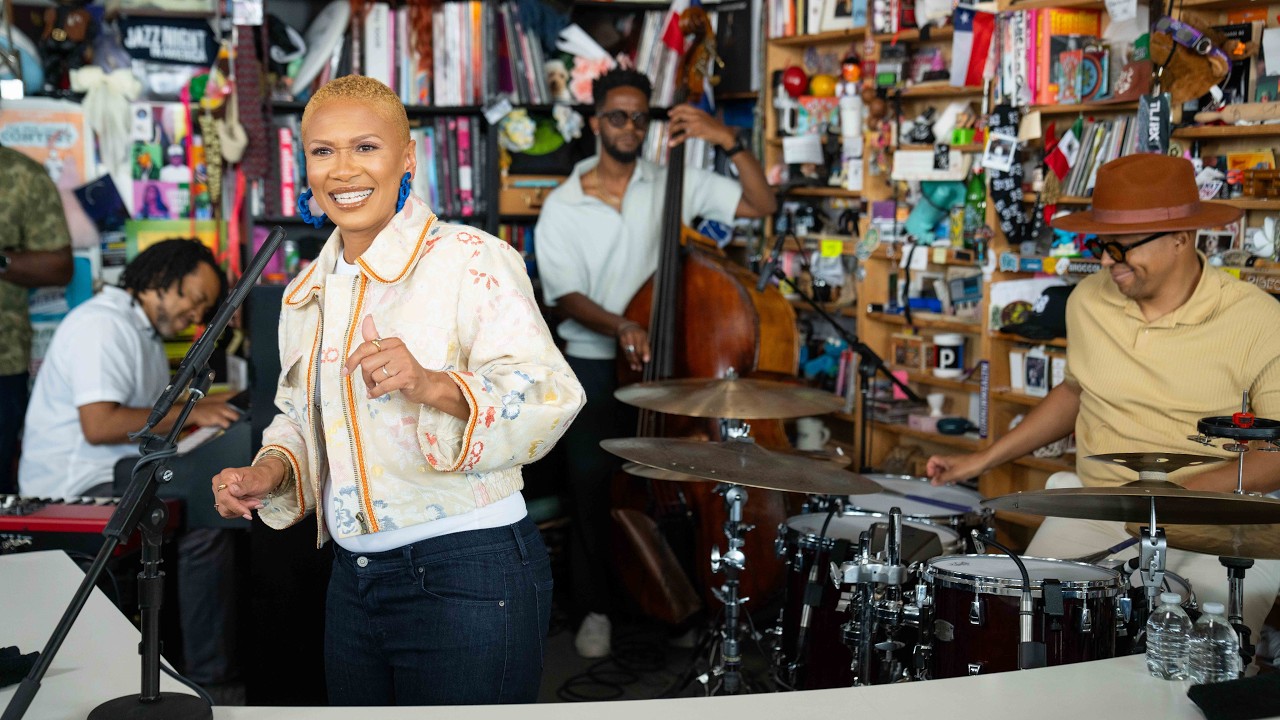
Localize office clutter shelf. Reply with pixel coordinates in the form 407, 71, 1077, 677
761, 0, 1278, 546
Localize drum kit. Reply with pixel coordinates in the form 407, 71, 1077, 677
602, 380, 1280, 694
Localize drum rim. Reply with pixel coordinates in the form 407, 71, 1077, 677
781, 511, 962, 547
922, 554, 1123, 598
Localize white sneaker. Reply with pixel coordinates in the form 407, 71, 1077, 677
574, 612, 611, 658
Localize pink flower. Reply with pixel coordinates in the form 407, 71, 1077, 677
570, 57, 615, 104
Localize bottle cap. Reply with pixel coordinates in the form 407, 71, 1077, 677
1160, 592, 1182, 605
1202, 602, 1225, 615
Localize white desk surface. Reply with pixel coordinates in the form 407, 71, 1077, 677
0, 551, 191, 719
0, 551, 1229, 720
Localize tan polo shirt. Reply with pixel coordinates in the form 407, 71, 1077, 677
1064, 256, 1280, 487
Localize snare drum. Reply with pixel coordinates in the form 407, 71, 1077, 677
846, 475, 990, 550
924, 555, 1122, 677
774, 513, 960, 689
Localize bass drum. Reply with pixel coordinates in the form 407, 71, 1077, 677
774, 513, 960, 690
924, 555, 1122, 678
845, 475, 991, 551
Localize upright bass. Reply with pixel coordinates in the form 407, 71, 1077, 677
613, 7, 802, 616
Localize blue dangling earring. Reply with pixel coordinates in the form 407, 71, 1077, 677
297, 188, 327, 228
396, 172, 412, 213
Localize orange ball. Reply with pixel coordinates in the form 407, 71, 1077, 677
809, 74, 837, 97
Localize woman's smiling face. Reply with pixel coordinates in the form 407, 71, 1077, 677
302, 99, 415, 236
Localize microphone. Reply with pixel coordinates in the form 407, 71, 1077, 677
756, 229, 788, 292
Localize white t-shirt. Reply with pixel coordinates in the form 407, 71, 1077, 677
19, 286, 168, 498
324, 250, 526, 552
534, 157, 743, 360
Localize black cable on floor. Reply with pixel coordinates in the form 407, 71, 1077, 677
554, 625, 667, 702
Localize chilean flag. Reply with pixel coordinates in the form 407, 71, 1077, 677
662, 0, 694, 52
949, 5, 995, 87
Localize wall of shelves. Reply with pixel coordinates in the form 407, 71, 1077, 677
766, 0, 1280, 546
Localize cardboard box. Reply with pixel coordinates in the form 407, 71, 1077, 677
498, 174, 566, 216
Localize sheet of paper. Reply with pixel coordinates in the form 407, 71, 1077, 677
1263, 28, 1280, 77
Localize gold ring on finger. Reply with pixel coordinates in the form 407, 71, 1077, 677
216, 483, 227, 491
214, 503, 221, 509
371, 337, 383, 350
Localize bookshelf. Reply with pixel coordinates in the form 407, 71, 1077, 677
764, 0, 1280, 545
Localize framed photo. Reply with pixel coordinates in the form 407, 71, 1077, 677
1196, 229, 1237, 256
982, 132, 1018, 174
821, 0, 860, 32
1024, 352, 1049, 397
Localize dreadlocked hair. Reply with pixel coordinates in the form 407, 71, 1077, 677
120, 239, 228, 324
592, 68, 652, 111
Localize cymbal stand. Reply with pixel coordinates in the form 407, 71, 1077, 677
707, 482, 752, 694
1138, 496, 1169, 613
1221, 557, 1255, 673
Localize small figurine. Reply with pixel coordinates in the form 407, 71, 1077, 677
40, 0, 96, 95
545, 59, 572, 105
904, 106, 938, 145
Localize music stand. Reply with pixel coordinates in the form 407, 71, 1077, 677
2, 227, 286, 720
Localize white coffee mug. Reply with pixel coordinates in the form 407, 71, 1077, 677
932, 333, 965, 379
796, 417, 832, 451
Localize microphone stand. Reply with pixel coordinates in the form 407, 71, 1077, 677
766, 265, 923, 473
3, 227, 287, 720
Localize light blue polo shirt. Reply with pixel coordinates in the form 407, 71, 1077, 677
534, 156, 742, 360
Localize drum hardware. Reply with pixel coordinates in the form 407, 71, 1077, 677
706, 482, 751, 695
830, 508, 933, 685
772, 510, 957, 689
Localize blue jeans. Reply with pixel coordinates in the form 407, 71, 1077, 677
325, 514, 553, 706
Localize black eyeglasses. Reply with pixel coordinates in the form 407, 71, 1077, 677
1084, 232, 1168, 263
600, 109, 650, 130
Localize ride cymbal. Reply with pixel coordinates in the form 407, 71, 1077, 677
602, 437, 881, 495
614, 377, 845, 419
983, 480, 1280, 525
1126, 523, 1280, 560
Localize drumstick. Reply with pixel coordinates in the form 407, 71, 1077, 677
876, 487, 973, 514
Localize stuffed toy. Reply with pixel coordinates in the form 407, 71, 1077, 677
40, 0, 95, 94
1149, 15, 1252, 108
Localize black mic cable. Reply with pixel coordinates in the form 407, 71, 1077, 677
972, 530, 1045, 670
756, 222, 792, 292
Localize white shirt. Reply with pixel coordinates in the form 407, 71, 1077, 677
19, 286, 168, 498
534, 157, 742, 360
324, 250, 526, 552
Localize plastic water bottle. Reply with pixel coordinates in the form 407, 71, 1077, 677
1189, 602, 1242, 684
1146, 592, 1191, 679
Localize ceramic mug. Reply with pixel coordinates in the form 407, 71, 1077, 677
796, 417, 832, 451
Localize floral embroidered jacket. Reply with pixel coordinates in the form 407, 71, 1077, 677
255, 195, 585, 546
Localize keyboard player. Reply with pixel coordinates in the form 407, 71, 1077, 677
16, 239, 241, 689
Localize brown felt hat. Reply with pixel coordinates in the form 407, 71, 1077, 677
1051, 154, 1242, 236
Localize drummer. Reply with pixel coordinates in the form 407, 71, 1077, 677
927, 154, 1280, 647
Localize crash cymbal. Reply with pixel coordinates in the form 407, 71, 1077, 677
614, 377, 845, 419
622, 447, 853, 481
1085, 453, 1227, 475
983, 480, 1280, 525
1125, 523, 1280, 560
602, 437, 882, 495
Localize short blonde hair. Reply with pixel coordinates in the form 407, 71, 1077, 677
301, 75, 410, 144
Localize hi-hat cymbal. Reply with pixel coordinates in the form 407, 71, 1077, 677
1125, 523, 1280, 560
602, 437, 882, 495
983, 480, 1280, 525
1085, 452, 1227, 474
614, 378, 845, 419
